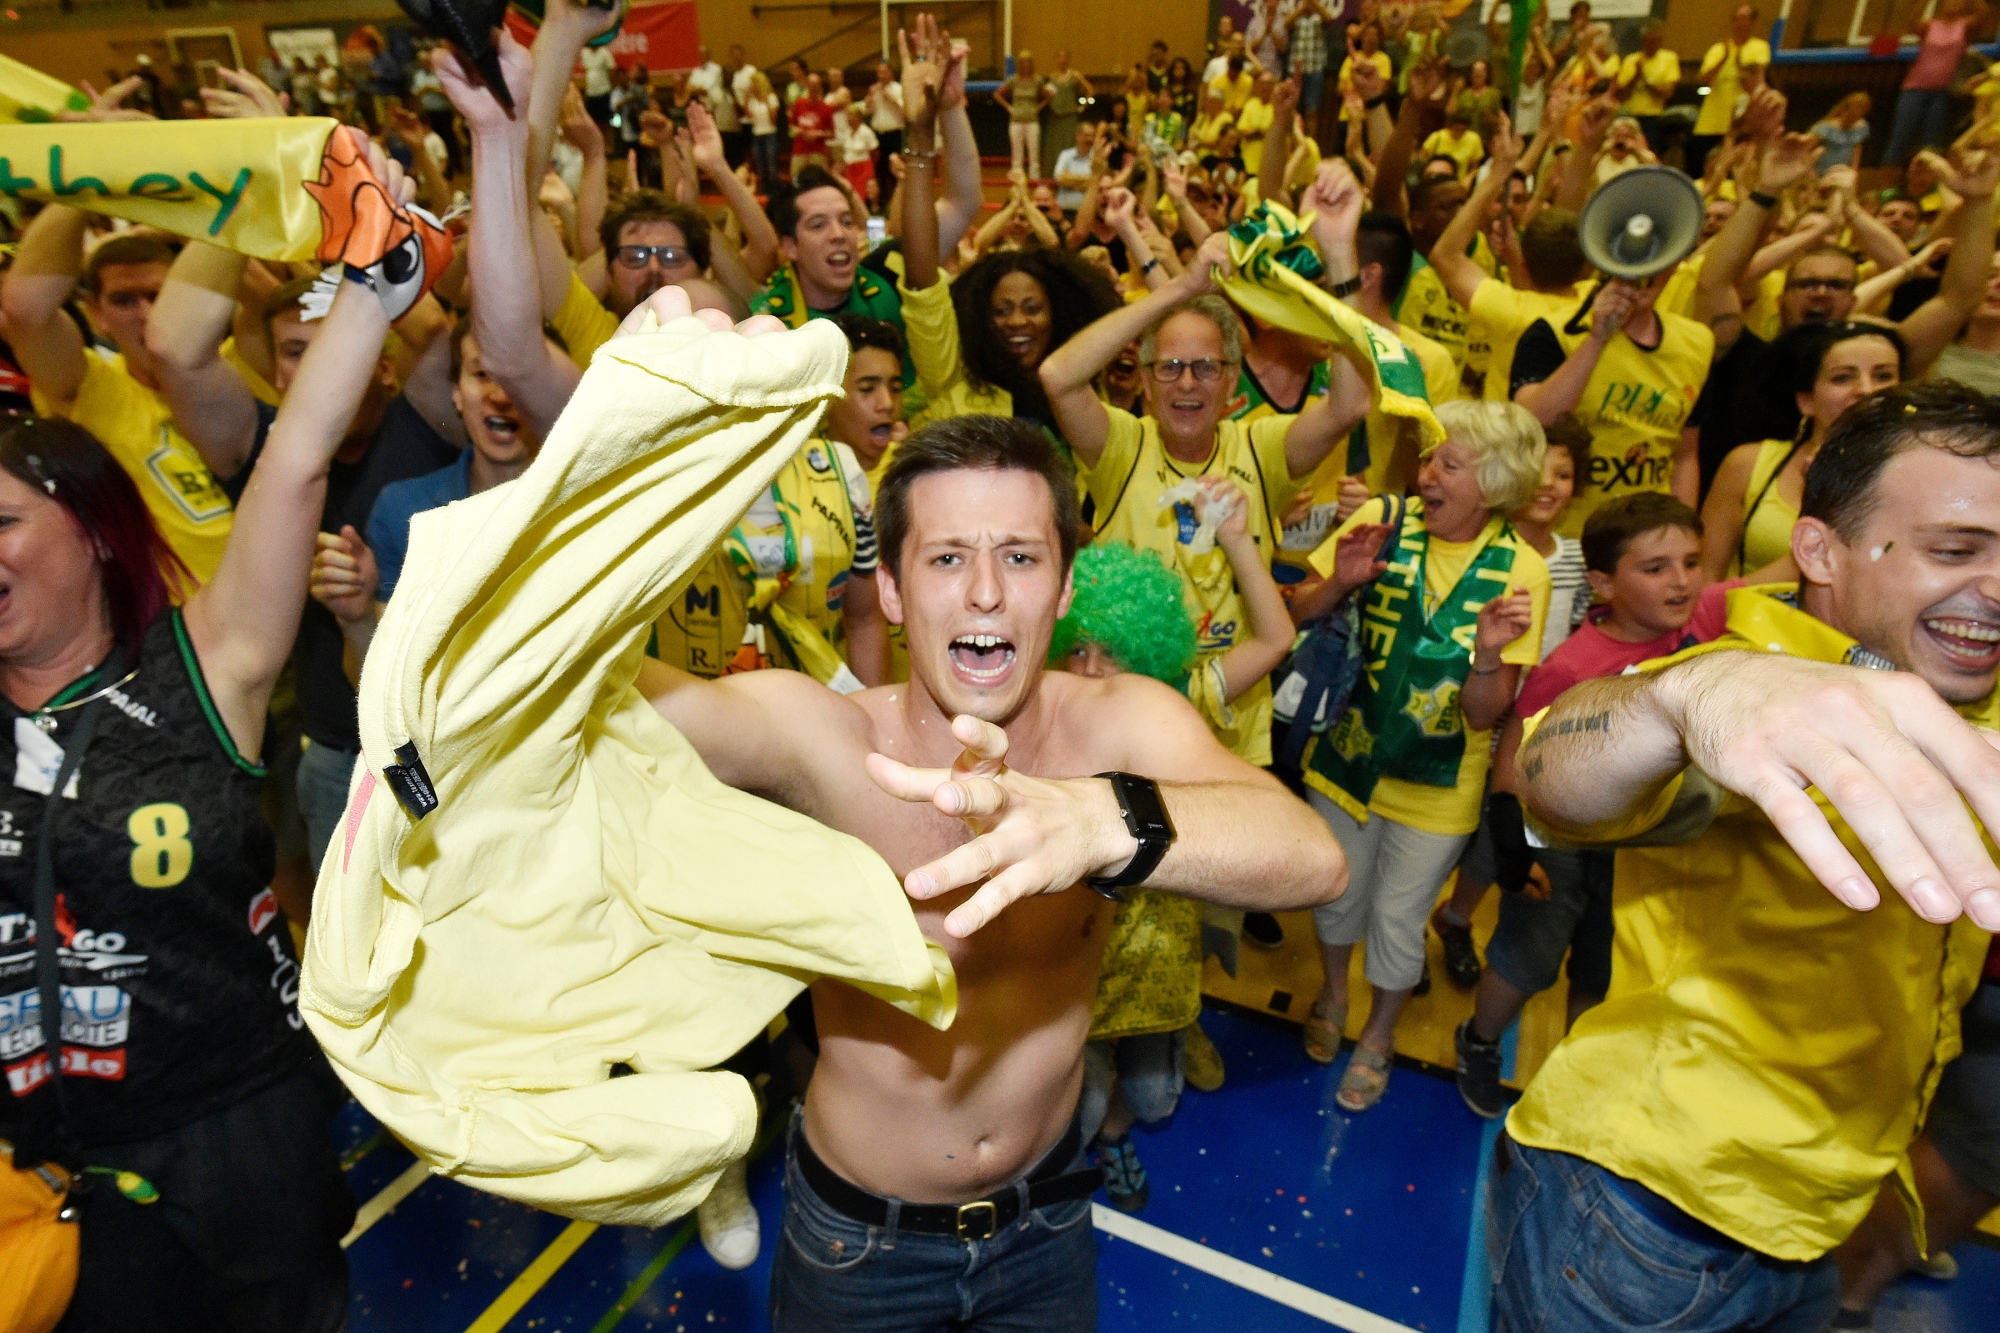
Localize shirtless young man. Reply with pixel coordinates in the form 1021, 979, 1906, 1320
641, 412, 1345, 1331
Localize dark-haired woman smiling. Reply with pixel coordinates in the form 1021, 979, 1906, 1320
0, 134, 417, 1331
895, 21, 1119, 440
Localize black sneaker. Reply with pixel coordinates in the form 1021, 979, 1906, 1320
1097, 1133, 1150, 1212
1455, 1018, 1505, 1120
1433, 909, 1482, 989
1243, 912, 1284, 948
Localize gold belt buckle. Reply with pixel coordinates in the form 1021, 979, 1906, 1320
955, 1199, 999, 1241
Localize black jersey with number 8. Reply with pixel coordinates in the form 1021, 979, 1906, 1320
0, 610, 315, 1160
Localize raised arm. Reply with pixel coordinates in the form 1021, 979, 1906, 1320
1555, 94, 1617, 213
1897, 149, 2000, 375
557, 86, 608, 261
525, 0, 620, 205
1515, 649, 2000, 929
180, 134, 405, 759
1432, 110, 1520, 309
1200, 479, 1295, 700
145, 241, 259, 482
897, 18, 947, 291
1370, 56, 1439, 216
934, 37, 985, 254
1741, 209, 1837, 286
1260, 76, 1300, 211
0, 202, 90, 408
1694, 95, 1817, 352
444, 29, 582, 439
1515, 282, 1636, 423
688, 100, 780, 278
1039, 230, 1237, 467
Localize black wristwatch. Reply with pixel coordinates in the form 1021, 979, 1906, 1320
1084, 772, 1176, 901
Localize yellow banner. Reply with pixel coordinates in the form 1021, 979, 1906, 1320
0, 54, 87, 123
0, 118, 343, 262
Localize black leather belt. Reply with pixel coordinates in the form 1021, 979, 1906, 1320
795, 1118, 1102, 1241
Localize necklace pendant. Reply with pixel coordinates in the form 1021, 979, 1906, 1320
32, 714, 57, 734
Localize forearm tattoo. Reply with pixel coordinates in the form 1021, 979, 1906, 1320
1519, 708, 1613, 782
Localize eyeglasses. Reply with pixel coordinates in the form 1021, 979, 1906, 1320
1144, 357, 1235, 383
1788, 277, 1855, 295
613, 244, 692, 270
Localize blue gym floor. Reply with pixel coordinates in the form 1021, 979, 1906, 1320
337, 1003, 2000, 1332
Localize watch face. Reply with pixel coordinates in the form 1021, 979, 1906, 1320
1112, 772, 1176, 840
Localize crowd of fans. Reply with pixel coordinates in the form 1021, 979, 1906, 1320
6, 1, 2000, 1330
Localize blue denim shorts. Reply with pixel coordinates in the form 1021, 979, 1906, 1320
768, 1111, 1098, 1333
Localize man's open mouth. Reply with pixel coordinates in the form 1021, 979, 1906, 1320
1923, 616, 2000, 667
949, 633, 1016, 683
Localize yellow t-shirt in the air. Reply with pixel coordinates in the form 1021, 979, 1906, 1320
1081, 409, 1303, 764
34, 351, 232, 589
1509, 583, 1990, 1261
1305, 496, 1549, 836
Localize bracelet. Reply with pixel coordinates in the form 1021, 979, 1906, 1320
1364, 93, 1388, 110
1141, 256, 1161, 274
1327, 273, 1362, 298
1748, 189, 1779, 210
1470, 660, 1504, 676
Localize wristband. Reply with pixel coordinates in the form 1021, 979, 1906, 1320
1328, 273, 1362, 298
1141, 256, 1161, 275
1748, 189, 1779, 210
1364, 93, 1388, 110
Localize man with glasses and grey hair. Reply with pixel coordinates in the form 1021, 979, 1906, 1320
1688, 86, 1997, 495
1039, 161, 1373, 766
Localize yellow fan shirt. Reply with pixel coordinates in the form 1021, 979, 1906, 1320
1527, 303, 1713, 538
1304, 496, 1549, 836
34, 351, 232, 588
1469, 281, 1579, 402
1511, 583, 1991, 1261
1080, 408, 1302, 764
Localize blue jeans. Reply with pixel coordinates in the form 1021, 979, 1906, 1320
769, 1115, 1098, 1332
1488, 1137, 1839, 1333
750, 132, 782, 190
295, 740, 357, 872
1886, 88, 1952, 167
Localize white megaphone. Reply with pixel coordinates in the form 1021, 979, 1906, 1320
1577, 166, 1705, 281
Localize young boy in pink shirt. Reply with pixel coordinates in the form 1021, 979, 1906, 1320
1455, 492, 1729, 1119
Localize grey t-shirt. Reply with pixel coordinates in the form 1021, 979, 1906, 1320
1930, 341, 2000, 397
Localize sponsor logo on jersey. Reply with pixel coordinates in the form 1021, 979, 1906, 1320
247, 887, 278, 938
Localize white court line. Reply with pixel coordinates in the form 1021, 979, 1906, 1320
1094, 1204, 1422, 1333
342, 1160, 431, 1249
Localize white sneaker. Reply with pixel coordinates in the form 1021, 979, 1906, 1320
697, 1158, 760, 1270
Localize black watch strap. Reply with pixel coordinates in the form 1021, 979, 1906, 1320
1084, 772, 1176, 901
1328, 273, 1362, 298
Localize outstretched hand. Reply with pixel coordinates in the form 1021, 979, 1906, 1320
1474, 587, 1534, 657
864, 715, 1141, 937
201, 67, 287, 119
437, 29, 533, 130
1329, 521, 1394, 589
1656, 651, 2000, 929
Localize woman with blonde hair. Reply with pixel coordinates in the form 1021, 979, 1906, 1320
1287, 399, 1553, 1110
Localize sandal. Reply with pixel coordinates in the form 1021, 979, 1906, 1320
1335, 1045, 1393, 1112
1303, 1000, 1346, 1065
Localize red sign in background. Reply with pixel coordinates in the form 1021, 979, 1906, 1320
504, 1, 702, 73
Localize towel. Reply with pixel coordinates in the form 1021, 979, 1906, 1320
300, 313, 956, 1227
1219, 202, 1444, 454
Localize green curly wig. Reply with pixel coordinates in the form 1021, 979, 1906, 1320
1047, 542, 1199, 684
